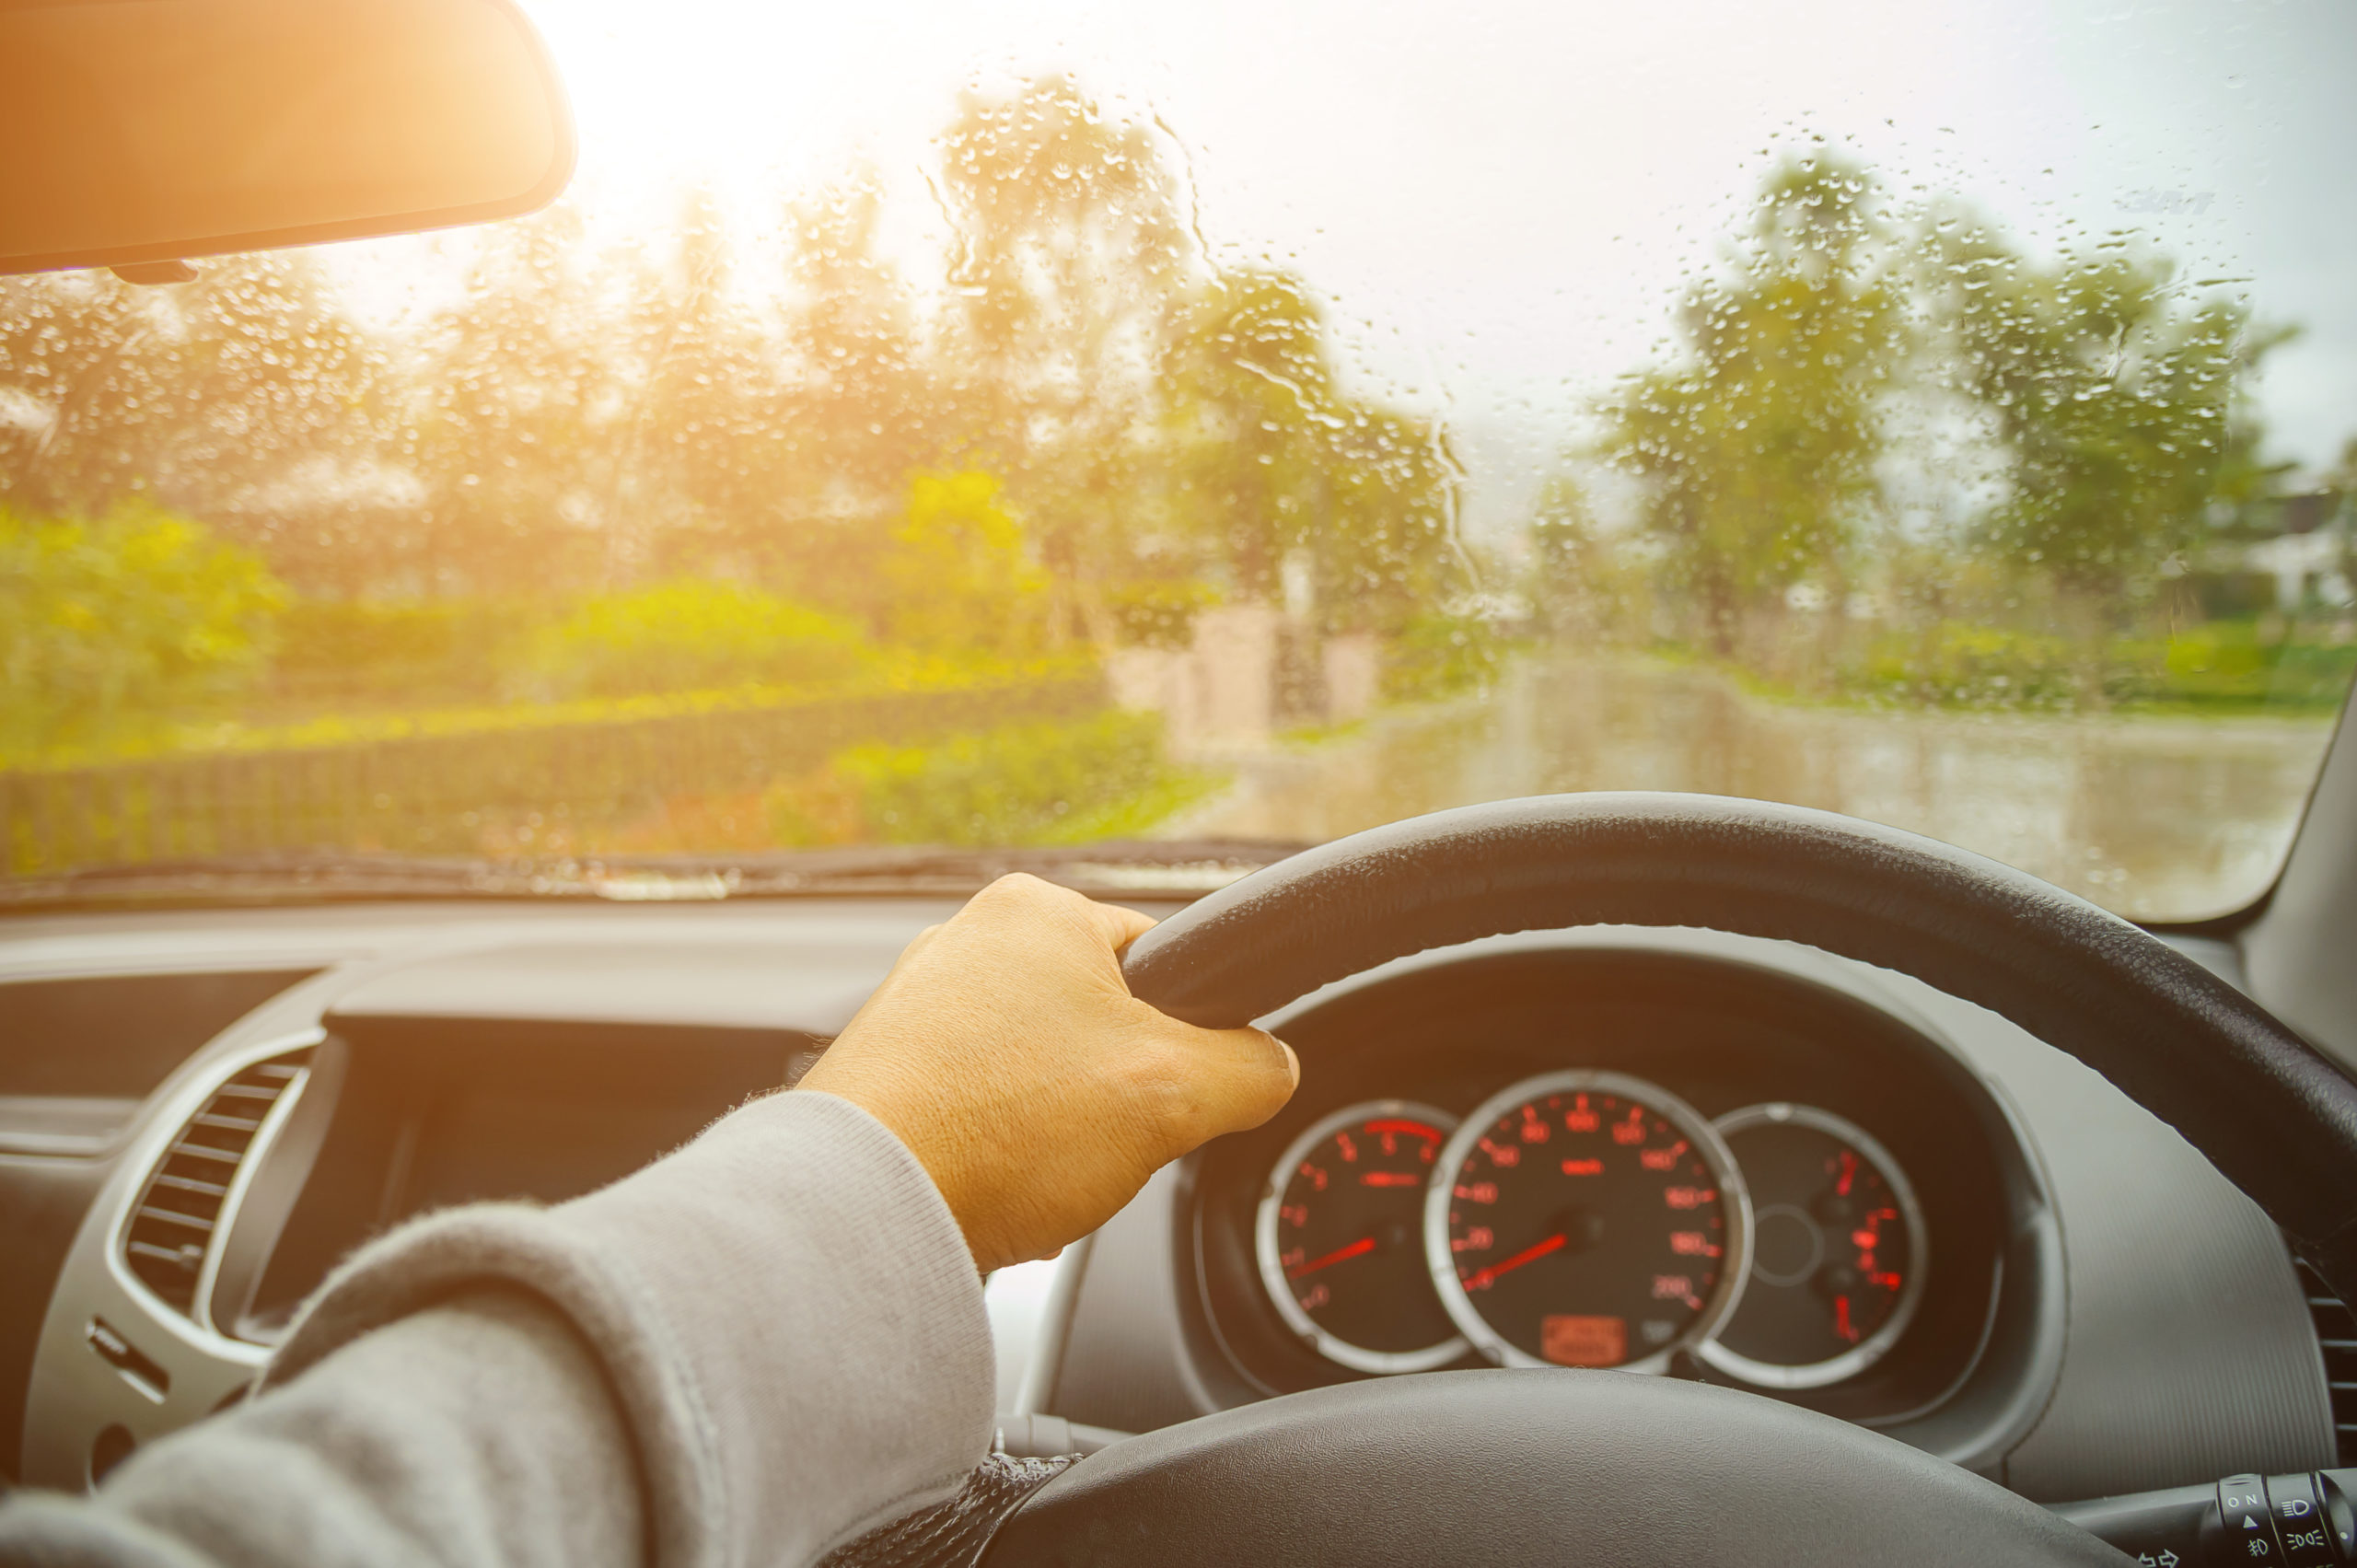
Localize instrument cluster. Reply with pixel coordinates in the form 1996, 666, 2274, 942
1254, 1082, 1922, 1387
1190, 946, 2014, 1423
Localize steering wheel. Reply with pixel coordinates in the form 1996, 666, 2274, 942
976, 793, 2357, 1567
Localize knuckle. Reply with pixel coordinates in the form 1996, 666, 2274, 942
1122, 1033, 1211, 1137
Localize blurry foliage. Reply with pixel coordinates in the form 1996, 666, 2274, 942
0, 257, 383, 540
1383, 612, 1510, 703
1596, 153, 1899, 651
765, 709, 1210, 847
0, 76, 1468, 666
1105, 579, 1219, 649
1554, 143, 2338, 714
1529, 474, 1653, 643
0, 504, 286, 757
1161, 268, 1463, 632
270, 598, 519, 706
1, 79, 2348, 795
521, 580, 876, 700
2118, 621, 2357, 713
1937, 232, 2270, 603
880, 471, 1049, 652
1730, 618, 2357, 715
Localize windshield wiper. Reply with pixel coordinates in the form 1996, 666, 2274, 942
0, 840, 1310, 912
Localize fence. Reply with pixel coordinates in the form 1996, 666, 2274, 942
2, 675, 1103, 877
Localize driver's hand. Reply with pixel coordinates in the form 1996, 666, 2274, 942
796, 873, 1299, 1272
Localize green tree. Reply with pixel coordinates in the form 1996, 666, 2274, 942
0, 255, 383, 565
402, 205, 627, 596
1596, 151, 1901, 651
1939, 233, 2270, 610
756, 169, 942, 611
879, 470, 1049, 652
933, 78, 1194, 641
1161, 267, 1462, 630
1162, 268, 1341, 598
0, 502, 286, 757
611, 188, 784, 583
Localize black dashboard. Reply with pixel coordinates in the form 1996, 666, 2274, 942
0, 900, 2342, 1514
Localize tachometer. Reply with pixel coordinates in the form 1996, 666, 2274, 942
1699, 1103, 1926, 1388
1255, 1100, 1469, 1374
1426, 1071, 1750, 1372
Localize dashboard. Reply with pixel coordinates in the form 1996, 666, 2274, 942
0, 899, 2341, 1512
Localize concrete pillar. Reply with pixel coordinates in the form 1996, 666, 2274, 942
1190, 605, 1279, 747
1322, 633, 1380, 723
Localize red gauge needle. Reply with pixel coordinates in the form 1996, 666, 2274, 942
1460, 1232, 1567, 1291
1287, 1237, 1378, 1278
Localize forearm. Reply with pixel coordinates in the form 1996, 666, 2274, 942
0, 1090, 996, 1568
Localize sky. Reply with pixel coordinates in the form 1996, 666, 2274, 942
354, 0, 2357, 539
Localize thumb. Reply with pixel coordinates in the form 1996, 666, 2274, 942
1154, 1020, 1300, 1148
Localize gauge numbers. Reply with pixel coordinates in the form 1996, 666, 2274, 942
1426, 1071, 1750, 1374
1255, 1100, 1469, 1375
1699, 1103, 1926, 1389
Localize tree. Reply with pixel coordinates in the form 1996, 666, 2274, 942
879, 470, 1049, 652
402, 205, 628, 595
1939, 233, 2269, 611
1161, 268, 1341, 598
0, 255, 382, 556
1595, 151, 1901, 651
933, 77, 1195, 641
756, 168, 942, 612
0, 502, 286, 757
1161, 266, 1463, 629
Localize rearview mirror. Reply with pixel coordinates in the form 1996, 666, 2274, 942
0, 0, 575, 276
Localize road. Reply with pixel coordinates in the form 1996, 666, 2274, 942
1155, 654, 2336, 923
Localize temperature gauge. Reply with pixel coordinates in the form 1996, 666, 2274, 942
1255, 1100, 1468, 1374
1701, 1103, 1927, 1389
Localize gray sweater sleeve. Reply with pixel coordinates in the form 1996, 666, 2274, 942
0, 1089, 998, 1568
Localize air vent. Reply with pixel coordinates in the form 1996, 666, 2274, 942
2296, 1258, 2357, 1466
121, 1049, 311, 1318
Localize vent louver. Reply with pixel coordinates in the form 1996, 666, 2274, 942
2296, 1258, 2357, 1466
121, 1049, 311, 1318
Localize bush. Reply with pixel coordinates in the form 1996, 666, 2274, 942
1384, 612, 1507, 702
767, 709, 1206, 847
271, 598, 521, 704
2119, 620, 2357, 712
1833, 617, 2357, 714
0, 502, 286, 759
882, 471, 1050, 653
1847, 623, 2085, 709
523, 580, 876, 698
1106, 579, 1218, 648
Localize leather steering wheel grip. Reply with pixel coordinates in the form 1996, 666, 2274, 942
982, 1371, 2126, 1568
1120, 792, 2357, 1298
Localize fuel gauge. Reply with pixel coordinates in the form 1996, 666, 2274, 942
1700, 1103, 1926, 1389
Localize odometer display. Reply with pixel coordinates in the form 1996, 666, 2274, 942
1426, 1071, 1751, 1372
1255, 1100, 1468, 1374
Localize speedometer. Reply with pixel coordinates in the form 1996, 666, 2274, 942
1426, 1071, 1751, 1372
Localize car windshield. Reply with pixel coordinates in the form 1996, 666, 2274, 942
3, 0, 2352, 920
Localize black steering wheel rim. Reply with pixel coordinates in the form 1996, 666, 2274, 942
1123, 790, 2357, 1290
969, 792, 2357, 1568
